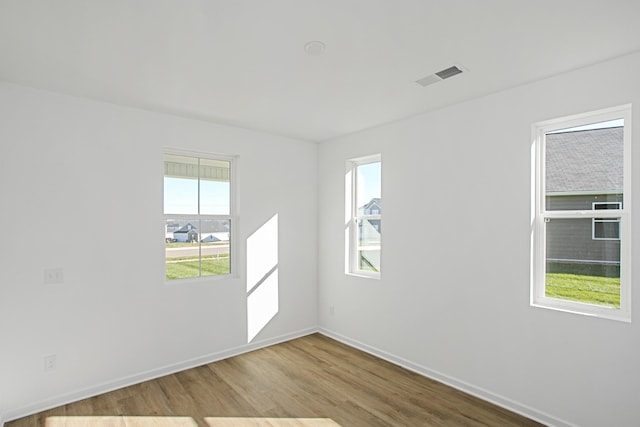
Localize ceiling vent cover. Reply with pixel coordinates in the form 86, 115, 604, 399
435, 65, 463, 80
416, 64, 465, 87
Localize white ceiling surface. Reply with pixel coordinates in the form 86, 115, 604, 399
1, 1, 640, 142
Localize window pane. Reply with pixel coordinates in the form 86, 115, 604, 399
594, 202, 621, 210
200, 159, 230, 215
164, 155, 199, 215
200, 219, 231, 276
165, 218, 231, 279
545, 124, 623, 211
358, 218, 381, 272
545, 218, 620, 308
593, 219, 620, 240
356, 161, 381, 210
165, 219, 201, 280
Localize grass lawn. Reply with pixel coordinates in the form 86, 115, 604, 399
166, 255, 230, 280
546, 273, 620, 308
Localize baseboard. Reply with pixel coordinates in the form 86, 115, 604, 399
4, 327, 318, 423
5, 327, 570, 426
318, 328, 575, 427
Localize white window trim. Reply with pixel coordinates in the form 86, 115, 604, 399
346, 154, 381, 279
531, 105, 632, 322
592, 202, 622, 241
163, 149, 238, 283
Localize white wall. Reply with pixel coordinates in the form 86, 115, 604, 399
3, 50, 640, 427
0, 82, 318, 421
318, 52, 640, 427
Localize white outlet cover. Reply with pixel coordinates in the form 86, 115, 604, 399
44, 268, 64, 284
44, 355, 57, 372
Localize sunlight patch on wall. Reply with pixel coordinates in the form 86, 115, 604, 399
247, 268, 279, 342
246, 214, 279, 342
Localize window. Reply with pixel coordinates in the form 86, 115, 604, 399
531, 105, 631, 321
346, 155, 381, 277
593, 202, 621, 240
164, 152, 234, 281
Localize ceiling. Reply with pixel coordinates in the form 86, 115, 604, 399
1, 0, 640, 142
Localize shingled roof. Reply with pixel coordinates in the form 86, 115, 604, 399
545, 127, 623, 194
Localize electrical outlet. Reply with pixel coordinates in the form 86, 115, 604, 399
44, 268, 64, 284
44, 355, 57, 372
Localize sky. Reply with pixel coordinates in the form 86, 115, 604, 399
164, 177, 230, 215
357, 161, 381, 208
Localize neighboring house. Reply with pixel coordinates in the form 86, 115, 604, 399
166, 222, 181, 232
165, 222, 181, 242
359, 198, 381, 232
358, 198, 381, 270
201, 234, 220, 243
545, 126, 622, 275
201, 233, 230, 242
360, 198, 381, 216
173, 223, 199, 243
199, 221, 230, 243
167, 220, 230, 243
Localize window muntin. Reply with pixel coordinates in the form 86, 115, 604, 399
347, 155, 381, 277
164, 153, 233, 281
532, 106, 631, 321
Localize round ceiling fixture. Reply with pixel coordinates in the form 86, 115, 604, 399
304, 40, 326, 55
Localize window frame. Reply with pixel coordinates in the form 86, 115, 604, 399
531, 105, 632, 322
346, 154, 382, 279
163, 149, 237, 283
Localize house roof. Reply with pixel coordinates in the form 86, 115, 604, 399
174, 223, 197, 233
362, 198, 381, 209
545, 127, 623, 194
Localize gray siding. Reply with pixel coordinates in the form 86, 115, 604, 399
546, 217, 620, 263
546, 193, 623, 211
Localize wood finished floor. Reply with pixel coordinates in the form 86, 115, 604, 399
7, 334, 542, 427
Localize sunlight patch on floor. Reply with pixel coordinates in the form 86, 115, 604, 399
45, 416, 197, 426
44, 417, 341, 427
204, 418, 342, 426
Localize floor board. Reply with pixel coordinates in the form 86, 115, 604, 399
7, 334, 542, 427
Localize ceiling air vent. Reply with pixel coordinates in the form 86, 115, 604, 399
435, 65, 463, 79
416, 64, 465, 87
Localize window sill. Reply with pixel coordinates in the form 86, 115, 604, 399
531, 299, 630, 323
165, 273, 237, 286
346, 271, 381, 280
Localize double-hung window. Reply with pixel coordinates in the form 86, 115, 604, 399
164, 152, 234, 281
531, 105, 631, 321
346, 154, 382, 277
